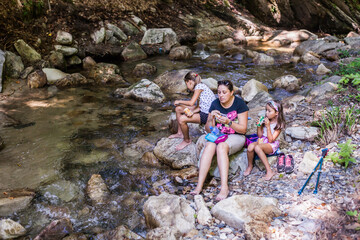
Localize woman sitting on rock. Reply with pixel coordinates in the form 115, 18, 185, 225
191, 80, 249, 201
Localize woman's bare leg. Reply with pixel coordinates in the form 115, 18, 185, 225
190, 142, 216, 195
215, 142, 230, 201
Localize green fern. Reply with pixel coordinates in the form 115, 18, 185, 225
338, 139, 356, 168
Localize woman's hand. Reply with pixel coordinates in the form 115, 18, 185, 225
210, 110, 220, 120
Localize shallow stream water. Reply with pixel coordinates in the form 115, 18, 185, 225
0, 44, 320, 237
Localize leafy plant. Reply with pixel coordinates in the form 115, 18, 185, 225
326, 139, 356, 168
22, 0, 45, 20
337, 49, 351, 59
340, 73, 360, 90
346, 210, 360, 230
334, 58, 360, 76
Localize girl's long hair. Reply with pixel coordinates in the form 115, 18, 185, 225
184, 71, 201, 85
267, 100, 285, 130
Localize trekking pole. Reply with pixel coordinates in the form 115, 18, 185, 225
313, 148, 329, 194
298, 148, 328, 195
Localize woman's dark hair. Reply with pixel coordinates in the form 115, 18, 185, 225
217, 80, 234, 91
184, 71, 201, 85
267, 100, 285, 130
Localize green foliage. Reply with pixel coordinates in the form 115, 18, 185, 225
326, 139, 356, 168
337, 49, 351, 59
22, 0, 45, 20
313, 107, 359, 145
346, 210, 360, 230
334, 58, 360, 76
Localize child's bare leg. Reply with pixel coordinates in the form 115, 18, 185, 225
190, 142, 216, 195
176, 113, 201, 151
169, 106, 185, 139
254, 144, 275, 180
215, 142, 230, 201
244, 142, 257, 176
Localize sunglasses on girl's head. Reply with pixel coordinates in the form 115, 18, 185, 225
218, 80, 231, 86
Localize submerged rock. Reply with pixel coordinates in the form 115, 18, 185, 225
34, 218, 73, 240
0, 219, 26, 239
0, 189, 35, 216
87, 174, 109, 204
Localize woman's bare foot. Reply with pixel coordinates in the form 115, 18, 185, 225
168, 133, 183, 139
262, 171, 275, 181
243, 166, 253, 176
190, 187, 202, 195
175, 140, 191, 151
215, 187, 229, 201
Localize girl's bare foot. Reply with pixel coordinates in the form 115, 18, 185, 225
190, 187, 202, 195
215, 187, 229, 201
168, 133, 183, 139
243, 166, 253, 176
176, 140, 191, 151
262, 171, 275, 181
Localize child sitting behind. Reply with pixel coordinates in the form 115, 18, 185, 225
244, 100, 285, 180
168, 71, 216, 150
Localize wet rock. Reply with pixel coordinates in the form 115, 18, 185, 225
153, 69, 189, 95
253, 53, 275, 65
146, 226, 177, 240
71, 151, 110, 165
153, 137, 197, 169
123, 79, 165, 103
86, 174, 109, 204
217, 38, 234, 49
48, 51, 66, 70
169, 46, 192, 60
0, 189, 35, 216
41, 180, 80, 202
143, 192, 195, 236
96, 225, 143, 239
194, 195, 212, 225
316, 63, 331, 75
0, 111, 21, 127
241, 79, 268, 102
14, 39, 41, 63
27, 69, 47, 88
294, 40, 344, 56
344, 37, 360, 48
34, 218, 73, 240
87, 63, 126, 85
82, 56, 96, 70
133, 63, 157, 77
273, 75, 301, 92
301, 52, 321, 65
0, 219, 26, 239
285, 126, 318, 141
91, 27, 105, 44
205, 54, 221, 62
54, 45, 78, 57
141, 28, 178, 52
62, 233, 88, 240
122, 41, 147, 61
4, 51, 24, 79
106, 23, 127, 41
141, 152, 160, 166
42, 68, 69, 84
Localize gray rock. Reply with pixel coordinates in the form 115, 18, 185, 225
91, 27, 106, 44
0, 190, 35, 216
285, 127, 318, 141
125, 79, 165, 103
153, 69, 189, 95
41, 180, 80, 202
253, 53, 275, 65
42, 68, 69, 84
132, 63, 157, 77
247, 91, 273, 109
153, 137, 197, 169
0, 219, 26, 239
96, 225, 143, 239
141, 28, 178, 48
86, 62, 126, 85
121, 21, 140, 36
4, 51, 24, 79
106, 23, 127, 41
67, 55, 82, 65
305, 82, 338, 102
241, 79, 268, 102
121, 42, 147, 61
54, 45, 78, 56
0, 50, 4, 92
301, 52, 321, 65
273, 75, 301, 92
55, 31, 73, 45
143, 192, 195, 236
344, 37, 360, 48
14, 39, 41, 63
169, 46, 192, 60
316, 63, 331, 75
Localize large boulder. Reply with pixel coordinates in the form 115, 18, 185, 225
132, 63, 157, 77
121, 42, 147, 61
153, 69, 189, 95
14, 39, 41, 63
86, 63, 126, 85
294, 40, 345, 56
143, 192, 195, 237
211, 195, 281, 239
0, 219, 26, 239
4, 51, 24, 79
106, 23, 127, 41
285, 126, 318, 141
153, 138, 197, 169
298, 151, 320, 174
55, 73, 90, 88
247, 91, 273, 109
253, 53, 275, 65
141, 28, 179, 51
241, 79, 268, 102
305, 82, 338, 102
122, 79, 165, 103
168, 46, 192, 60
273, 75, 301, 92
